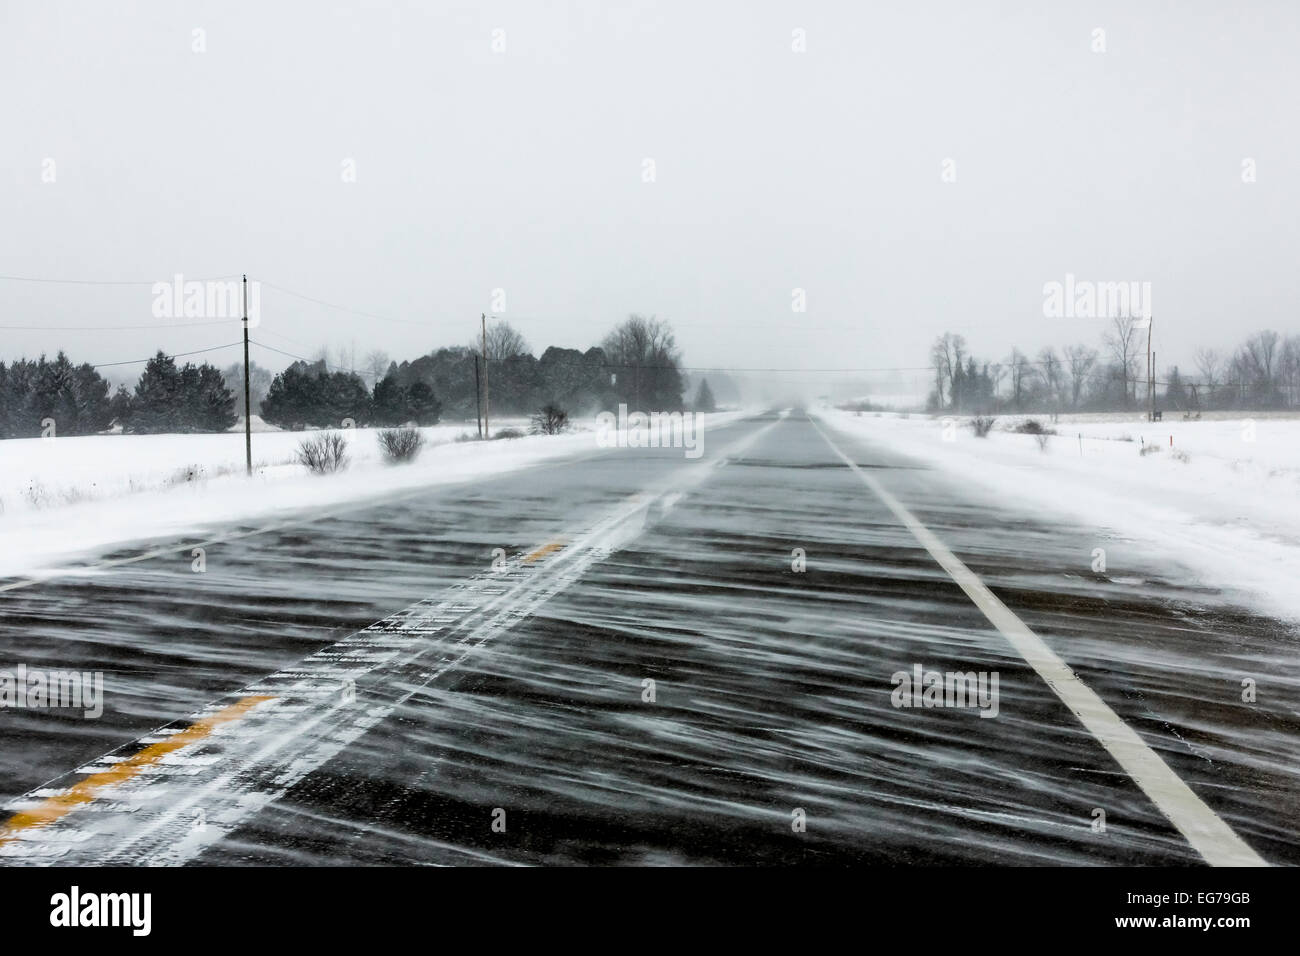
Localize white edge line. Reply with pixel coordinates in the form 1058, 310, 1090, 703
807, 413, 1267, 868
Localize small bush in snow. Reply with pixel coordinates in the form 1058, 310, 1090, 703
23, 481, 50, 508
971, 416, 996, 438
530, 404, 570, 435
377, 427, 425, 464
1139, 442, 1162, 457
493, 427, 525, 440
297, 431, 349, 474
1014, 419, 1056, 436
168, 464, 207, 486
1171, 447, 1191, 463
1034, 433, 1050, 452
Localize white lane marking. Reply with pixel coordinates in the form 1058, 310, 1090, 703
808, 414, 1267, 868
2, 417, 782, 865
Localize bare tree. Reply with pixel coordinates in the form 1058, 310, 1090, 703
929, 332, 968, 410
987, 361, 1006, 401
601, 314, 685, 409
473, 322, 530, 362
929, 335, 951, 408
1063, 344, 1097, 408
1244, 330, 1280, 387
1103, 314, 1142, 404
1194, 347, 1223, 388
1037, 346, 1064, 408
1006, 348, 1034, 409
221, 361, 274, 417
1281, 336, 1300, 408
364, 349, 391, 387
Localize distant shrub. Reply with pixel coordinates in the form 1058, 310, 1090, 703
1014, 419, 1056, 436
454, 431, 483, 443
168, 464, 207, 486
493, 427, 525, 440
23, 480, 50, 508
1171, 447, 1190, 463
838, 399, 875, 413
377, 427, 425, 464
1034, 433, 1050, 452
297, 431, 349, 474
1139, 442, 1162, 457
971, 416, 996, 438
530, 404, 570, 435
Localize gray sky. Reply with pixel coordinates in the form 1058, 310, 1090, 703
3, 0, 1298, 397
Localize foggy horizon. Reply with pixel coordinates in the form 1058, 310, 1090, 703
4, 0, 1299, 406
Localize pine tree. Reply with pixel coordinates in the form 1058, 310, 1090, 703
406, 381, 442, 425
693, 378, 717, 413
261, 363, 318, 429
182, 363, 237, 432
128, 352, 183, 433
371, 375, 409, 426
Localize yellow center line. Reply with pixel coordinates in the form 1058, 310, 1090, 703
0, 694, 275, 844
522, 540, 565, 564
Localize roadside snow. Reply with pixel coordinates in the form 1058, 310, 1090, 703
815, 408, 1300, 624
0, 410, 751, 579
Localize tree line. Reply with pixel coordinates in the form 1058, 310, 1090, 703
0, 351, 235, 438
0, 314, 715, 438
258, 314, 698, 428
928, 317, 1300, 414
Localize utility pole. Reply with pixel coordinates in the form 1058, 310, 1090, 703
1146, 316, 1155, 422
480, 313, 490, 438
474, 354, 483, 439
243, 274, 252, 475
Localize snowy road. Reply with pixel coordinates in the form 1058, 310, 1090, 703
1, 410, 1297, 865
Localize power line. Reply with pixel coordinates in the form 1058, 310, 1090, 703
91, 342, 243, 369
250, 340, 356, 374
258, 280, 424, 327
1, 269, 1249, 389
0, 319, 235, 331
0, 273, 239, 286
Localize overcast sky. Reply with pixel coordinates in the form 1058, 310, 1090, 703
3, 0, 1297, 397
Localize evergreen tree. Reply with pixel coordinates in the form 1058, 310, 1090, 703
70, 360, 113, 434
406, 381, 442, 425
371, 375, 410, 426
261, 363, 320, 428
127, 352, 183, 433
693, 378, 717, 413
262, 360, 372, 428
183, 363, 237, 431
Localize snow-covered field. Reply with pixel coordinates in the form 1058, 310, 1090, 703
0, 410, 751, 580
816, 407, 1300, 623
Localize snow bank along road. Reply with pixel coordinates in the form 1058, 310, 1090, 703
1, 410, 1296, 865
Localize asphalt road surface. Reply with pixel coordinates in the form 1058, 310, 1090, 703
1, 410, 1297, 865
